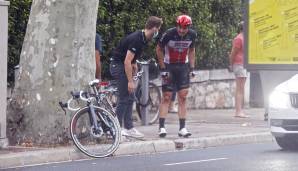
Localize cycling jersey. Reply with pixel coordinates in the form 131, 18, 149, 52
111, 30, 148, 63
158, 28, 196, 64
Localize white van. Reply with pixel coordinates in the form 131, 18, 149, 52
269, 74, 298, 150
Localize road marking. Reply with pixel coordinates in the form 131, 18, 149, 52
2, 159, 91, 170
164, 158, 228, 166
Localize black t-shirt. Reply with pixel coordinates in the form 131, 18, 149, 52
111, 30, 148, 63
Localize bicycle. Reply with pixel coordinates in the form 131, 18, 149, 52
59, 79, 121, 158
134, 58, 161, 125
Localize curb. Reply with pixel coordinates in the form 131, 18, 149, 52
174, 132, 273, 150
0, 139, 175, 169
115, 139, 176, 156
0, 132, 272, 169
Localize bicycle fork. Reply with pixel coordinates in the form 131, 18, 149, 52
88, 104, 113, 137
88, 103, 104, 137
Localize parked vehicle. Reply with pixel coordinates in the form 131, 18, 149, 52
269, 74, 298, 150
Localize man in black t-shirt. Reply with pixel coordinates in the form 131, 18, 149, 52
110, 16, 163, 138
156, 15, 197, 138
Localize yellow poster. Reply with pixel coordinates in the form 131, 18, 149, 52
249, 0, 298, 64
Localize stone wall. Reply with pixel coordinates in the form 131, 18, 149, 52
7, 69, 250, 110
152, 69, 250, 109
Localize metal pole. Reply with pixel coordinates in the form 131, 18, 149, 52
0, 0, 10, 148
140, 64, 149, 125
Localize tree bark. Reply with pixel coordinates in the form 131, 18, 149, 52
7, 0, 99, 145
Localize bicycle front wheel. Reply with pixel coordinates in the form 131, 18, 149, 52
136, 82, 161, 124
70, 106, 121, 158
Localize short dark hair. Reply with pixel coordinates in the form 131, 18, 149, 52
145, 16, 163, 29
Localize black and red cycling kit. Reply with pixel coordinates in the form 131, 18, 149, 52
158, 27, 197, 92
158, 27, 196, 64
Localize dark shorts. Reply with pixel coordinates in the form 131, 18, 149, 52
162, 63, 190, 92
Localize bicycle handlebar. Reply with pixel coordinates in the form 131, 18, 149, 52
59, 90, 94, 112
58, 96, 80, 112
79, 91, 89, 102
59, 101, 68, 108
70, 91, 80, 99
59, 79, 119, 113
67, 97, 80, 111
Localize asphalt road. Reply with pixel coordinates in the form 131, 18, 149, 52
3, 142, 298, 171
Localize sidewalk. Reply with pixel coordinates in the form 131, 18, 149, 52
0, 108, 273, 169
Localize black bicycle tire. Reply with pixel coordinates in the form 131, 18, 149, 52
70, 106, 121, 158
136, 82, 161, 124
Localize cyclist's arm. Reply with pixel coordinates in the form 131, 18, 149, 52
157, 31, 170, 69
188, 47, 195, 69
132, 63, 138, 75
124, 50, 135, 83
156, 44, 166, 69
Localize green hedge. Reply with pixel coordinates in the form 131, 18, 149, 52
8, 0, 32, 84
8, 0, 242, 82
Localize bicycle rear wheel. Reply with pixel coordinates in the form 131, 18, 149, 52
70, 106, 121, 158
136, 82, 161, 124
101, 85, 118, 116
100, 95, 117, 117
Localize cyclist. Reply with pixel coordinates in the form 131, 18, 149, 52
110, 16, 163, 138
156, 14, 196, 138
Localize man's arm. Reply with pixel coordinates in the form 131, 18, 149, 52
95, 50, 101, 79
132, 63, 138, 75
156, 44, 166, 69
124, 50, 135, 93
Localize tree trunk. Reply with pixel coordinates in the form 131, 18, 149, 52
7, 0, 99, 145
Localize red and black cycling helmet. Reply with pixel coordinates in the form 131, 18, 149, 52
176, 15, 192, 29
